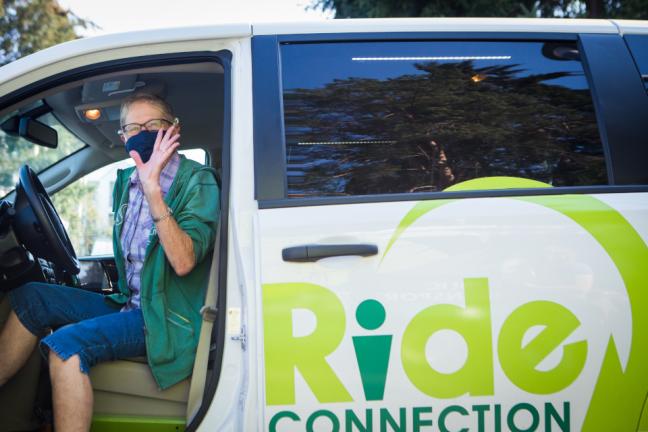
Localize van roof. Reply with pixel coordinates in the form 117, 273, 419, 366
1, 18, 646, 90
0, 23, 251, 89
254, 17, 623, 35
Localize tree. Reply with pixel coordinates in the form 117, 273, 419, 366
51, 180, 110, 256
0, 115, 99, 254
313, 0, 648, 19
0, 1, 102, 254
0, 0, 90, 195
0, 0, 91, 66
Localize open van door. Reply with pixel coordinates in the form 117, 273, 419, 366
0, 25, 249, 432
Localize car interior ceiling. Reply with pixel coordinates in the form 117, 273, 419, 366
45, 61, 225, 173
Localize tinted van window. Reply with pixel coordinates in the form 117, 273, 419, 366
625, 35, 648, 91
281, 41, 606, 198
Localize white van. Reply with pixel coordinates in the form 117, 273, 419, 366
0, 18, 647, 432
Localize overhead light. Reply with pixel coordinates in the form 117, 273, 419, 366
84, 109, 102, 120
471, 74, 486, 83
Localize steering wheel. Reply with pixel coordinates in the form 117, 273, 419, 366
13, 164, 80, 274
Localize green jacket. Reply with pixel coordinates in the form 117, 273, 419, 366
109, 155, 220, 389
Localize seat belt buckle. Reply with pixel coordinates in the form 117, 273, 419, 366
200, 305, 218, 322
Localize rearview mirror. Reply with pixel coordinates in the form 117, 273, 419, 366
1, 115, 58, 149
19, 118, 58, 148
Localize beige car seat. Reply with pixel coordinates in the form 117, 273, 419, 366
90, 357, 189, 417
90, 229, 220, 421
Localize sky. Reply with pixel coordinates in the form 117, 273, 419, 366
58, 0, 332, 36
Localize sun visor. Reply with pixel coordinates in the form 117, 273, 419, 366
82, 75, 141, 102
77, 79, 166, 124
81, 76, 166, 101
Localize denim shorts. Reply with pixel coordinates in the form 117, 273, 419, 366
9, 282, 146, 374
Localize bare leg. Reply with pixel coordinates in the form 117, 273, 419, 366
0, 310, 38, 386
50, 352, 93, 432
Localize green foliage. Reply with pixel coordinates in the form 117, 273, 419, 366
0, 2, 102, 255
314, 0, 536, 18
0, 114, 86, 196
0, 119, 109, 256
0, 116, 91, 254
51, 180, 110, 256
0, 0, 91, 66
313, 0, 648, 19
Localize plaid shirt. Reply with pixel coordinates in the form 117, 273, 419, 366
120, 152, 180, 311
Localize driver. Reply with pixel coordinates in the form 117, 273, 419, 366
0, 93, 219, 431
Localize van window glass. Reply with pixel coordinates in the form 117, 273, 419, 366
625, 35, 648, 91
281, 41, 606, 197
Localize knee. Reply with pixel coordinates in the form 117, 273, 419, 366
49, 351, 79, 373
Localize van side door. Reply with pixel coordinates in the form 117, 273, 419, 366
253, 30, 648, 432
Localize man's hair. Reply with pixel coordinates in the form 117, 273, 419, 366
120, 93, 175, 126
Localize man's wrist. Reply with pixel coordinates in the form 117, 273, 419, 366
153, 206, 174, 223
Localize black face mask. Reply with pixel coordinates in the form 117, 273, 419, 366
125, 130, 158, 163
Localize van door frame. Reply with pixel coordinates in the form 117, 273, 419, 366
0, 50, 232, 431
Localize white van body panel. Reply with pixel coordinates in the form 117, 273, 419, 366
194, 36, 261, 432
595, 194, 648, 245
613, 19, 648, 34
0, 24, 251, 98
257, 192, 648, 431
252, 18, 619, 36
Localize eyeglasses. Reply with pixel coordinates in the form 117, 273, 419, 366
118, 118, 178, 138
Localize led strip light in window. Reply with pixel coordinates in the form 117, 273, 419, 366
352, 56, 512, 61
297, 140, 397, 146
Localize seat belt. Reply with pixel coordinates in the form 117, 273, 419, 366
187, 224, 220, 422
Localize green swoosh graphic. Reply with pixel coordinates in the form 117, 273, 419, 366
444, 176, 551, 192
382, 177, 549, 262
520, 195, 648, 431
381, 199, 453, 263
383, 177, 648, 431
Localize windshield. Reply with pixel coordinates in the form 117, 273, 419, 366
0, 111, 87, 197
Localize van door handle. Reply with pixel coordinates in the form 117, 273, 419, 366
282, 244, 379, 262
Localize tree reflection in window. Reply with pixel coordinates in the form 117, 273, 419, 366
282, 42, 606, 198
